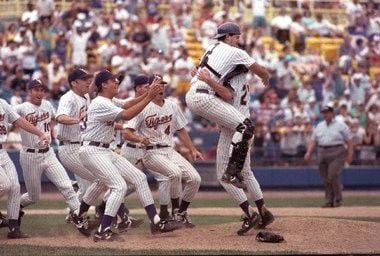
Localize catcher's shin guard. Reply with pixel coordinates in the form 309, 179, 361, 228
222, 119, 255, 188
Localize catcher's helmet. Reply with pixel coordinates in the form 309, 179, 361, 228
214, 22, 241, 39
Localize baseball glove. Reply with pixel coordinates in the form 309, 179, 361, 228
256, 231, 284, 243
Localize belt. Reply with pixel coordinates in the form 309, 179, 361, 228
59, 141, 81, 146
81, 141, 110, 148
196, 88, 210, 94
318, 144, 344, 149
25, 147, 50, 153
145, 144, 169, 150
116, 143, 123, 149
126, 143, 137, 148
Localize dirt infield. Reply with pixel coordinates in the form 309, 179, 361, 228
2, 216, 380, 254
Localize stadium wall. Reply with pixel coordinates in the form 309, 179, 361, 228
8, 151, 380, 188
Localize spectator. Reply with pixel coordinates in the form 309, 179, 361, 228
271, 7, 292, 44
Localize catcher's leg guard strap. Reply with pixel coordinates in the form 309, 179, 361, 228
226, 119, 255, 175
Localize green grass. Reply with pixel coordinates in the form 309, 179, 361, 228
0, 245, 300, 256
2, 196, 379, 210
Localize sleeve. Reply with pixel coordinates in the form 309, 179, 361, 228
231, 48, 256, 68
112, 97, 129, 108
96, 100, 124, 122
173, 104, 188, 131
2, 100, 20, 123
56, 96, 75, 118
12, 104, 23, 116
341, 123, 353, 141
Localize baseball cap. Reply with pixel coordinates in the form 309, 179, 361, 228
68, 68, 92, 85
213, 22, 241, 39
94, 70, 117, 88
321, 102, 334, 113
134, 75, 150, 88
27, 79, 45, 90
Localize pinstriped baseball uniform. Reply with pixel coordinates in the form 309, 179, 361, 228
79, 96, 155, 217
216, 75, 263, 204
185, 42, 255, 132
14, 100, 80, 211
126, 99, 201, 203
113, 98, 171, 206
56, 90, 107, 205
0, 99, 21, 220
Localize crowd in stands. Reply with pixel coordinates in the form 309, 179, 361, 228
0, 0, 379, 165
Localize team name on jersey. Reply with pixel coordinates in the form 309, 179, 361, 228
0, 113, 4, 121
25, 112, 50, 125
145, 114, 172, 129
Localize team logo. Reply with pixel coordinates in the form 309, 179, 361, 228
25, 112, 50, 125
145, 114, 172, 129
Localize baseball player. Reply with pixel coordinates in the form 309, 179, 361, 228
119, 75, 171, 220
57, 68, 143, 232
79, 70, 182, 242
0, 98, 50, 239
185, 22, 272, 235
13, 79, 91, 237
125, 75, 202, 227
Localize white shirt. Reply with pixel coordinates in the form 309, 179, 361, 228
271, 15, 292, 30
126, 100, 187, 147
81, 96, 123, 144
252, 0, 267, 16
311, 119, 353, 146
0, 99, 20, 143
14, 100, 55, 148
56, 90, 91, 142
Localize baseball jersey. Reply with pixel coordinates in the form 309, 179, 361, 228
190, 42, 256, 93
81, 96, 123, 144
126, 99, 187, 146
56, 90, 91, 142
14, 100, 55, 148
0, 99, 20, 143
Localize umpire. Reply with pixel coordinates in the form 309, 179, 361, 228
304, 103, 353, 207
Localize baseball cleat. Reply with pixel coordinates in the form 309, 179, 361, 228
116, 214, 144, 233
0, 212, 9, 229
69, 211, 92, 237
7, 228, 29, 239
93, 228, 118, 242
150, 219, 183, 234
255, 210, 274, 229
237, 212, 261, 236
173, 211, 195, 228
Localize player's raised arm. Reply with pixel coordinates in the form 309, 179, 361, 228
249, 62, 270, 87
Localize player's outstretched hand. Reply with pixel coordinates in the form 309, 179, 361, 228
38, 133, 51, 147
262, 76, 269, 87
191, 149, 204, 161
197, 68, 211, 83
190, 66, 198, 77
147, 77, 164, 99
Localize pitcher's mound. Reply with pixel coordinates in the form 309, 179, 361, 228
3, 217, 380, 254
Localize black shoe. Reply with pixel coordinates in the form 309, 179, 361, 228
256, 210, 274, 229
93, 228, 118, 242
334, 201, 342, 207
150, 219, 183, 234
322, 203, 334, 208
69, 211, 92, 237
7, 228, 29, 239
0, 212, 8, 229
237, 212, 261, 236
116, 214, 144, 233
174, 211, 195, 228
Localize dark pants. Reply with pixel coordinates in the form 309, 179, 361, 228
317, 146, 346, 205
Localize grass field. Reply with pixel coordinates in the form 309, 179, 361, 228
1, 192, 380, 255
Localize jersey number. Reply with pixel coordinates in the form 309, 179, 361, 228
164, 125, 170, 135
0, 125, 7, 135
240, 84, 249, 106
44, 123, 50, 132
